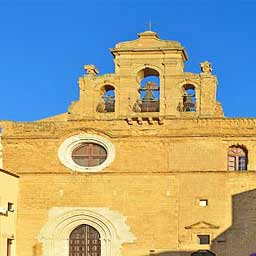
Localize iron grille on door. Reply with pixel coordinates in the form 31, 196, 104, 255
69, 224, 101, 256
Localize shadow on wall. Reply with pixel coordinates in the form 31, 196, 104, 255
211, 189, 256, 256
30, 190, 256, 256
33, 243, 42, 256
149, 250, 215, 256
149, 189, 256, 256
149, 251, 193, 256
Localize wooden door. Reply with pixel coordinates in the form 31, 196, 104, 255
69, 224, 101, 256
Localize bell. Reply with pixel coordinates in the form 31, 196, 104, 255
183, 93, 193, 104
143, 90, 155, 101
183, 92, 195, 112
145, 81, 158, 90
105, 96, 114, 103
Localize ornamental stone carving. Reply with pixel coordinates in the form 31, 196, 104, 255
38, 207, 136, 256
58, 134, 115, 172
84, 65, 99, 76
200, 61, 212, 74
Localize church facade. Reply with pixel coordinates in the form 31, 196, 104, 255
0, 31, 256, 256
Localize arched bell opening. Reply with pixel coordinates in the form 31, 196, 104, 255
135, 68, 160, 112
96, 85, 115, 113
182, 84, 196, 112
69, 224, 101, 256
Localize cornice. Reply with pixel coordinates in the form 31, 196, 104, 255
2, 118, 256, 139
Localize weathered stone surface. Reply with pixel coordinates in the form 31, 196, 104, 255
1, 31, 256, 256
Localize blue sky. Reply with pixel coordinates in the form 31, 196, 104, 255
0, 0, 256, 121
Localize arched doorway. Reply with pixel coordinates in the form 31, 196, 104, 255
69, 224, 101, 256
39, 207, 136, 256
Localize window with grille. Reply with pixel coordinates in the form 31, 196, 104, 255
228, 146, 248, 171
72, 143, 107, 167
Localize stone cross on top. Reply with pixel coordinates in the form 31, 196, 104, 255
147, 20, 156, 31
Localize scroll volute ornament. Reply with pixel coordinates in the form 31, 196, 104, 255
200, 61, 212, 74
84, 65, 99, 76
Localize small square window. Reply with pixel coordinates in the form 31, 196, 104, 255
197, 235, 210, 245
199, 199, 208, 207
8, 202, 14, 212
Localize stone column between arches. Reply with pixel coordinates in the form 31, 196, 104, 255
38, 207, 136, 256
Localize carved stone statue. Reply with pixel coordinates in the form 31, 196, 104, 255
200, 61, 212, 74
84, 65, 99, 76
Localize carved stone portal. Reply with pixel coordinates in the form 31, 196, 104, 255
38, 207, 136, 256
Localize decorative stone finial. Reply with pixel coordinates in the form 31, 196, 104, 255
84, 65, 99, 76
200, 61, 212, 74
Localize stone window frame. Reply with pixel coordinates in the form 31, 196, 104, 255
228, 145, 248, 171
199, 199, 208, 207
197, 234, 210, 245
58, 134, 115, 172
193, 231, 213, 248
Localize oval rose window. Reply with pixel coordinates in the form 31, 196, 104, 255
58, 134, 115, 172
71, 143, 107, 167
